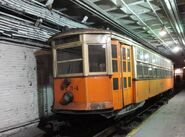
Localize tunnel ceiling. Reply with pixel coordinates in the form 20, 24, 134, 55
2, 0, 185, 67
37, 0, 185, 67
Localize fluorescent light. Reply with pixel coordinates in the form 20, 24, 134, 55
172, 46, 180, 53
148, 68, 152, 71
175, 68, 182, 74
159, 29, 167, 36
102, 45, 106, 48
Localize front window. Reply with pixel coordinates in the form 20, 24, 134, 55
56, 46, 83, 75
88, 45, 106, 72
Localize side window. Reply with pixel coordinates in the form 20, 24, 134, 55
113, 78, 119, 90
153, 67, 157, 78
143, 64, 149, 78
88, 45, 106, 72
57, 46, 83, 75
123, 61, 126, 72
128, 61, 131, 72
152, 55, 156, 64
112, 45, 117, 58
112, 45, 118, 72
148, 66, 153, 78
160, 69, 163, 77
149, 53, 153, 64
123, 77, 127, 88
122, 48, 126, 60
137, 48, 143, 61
112, 60, 118, 72
157, 68, 161, 78
143, 51, 149, 63
127, 48, 130, 60
128, 77, 131, 87
137, 62, 143, 78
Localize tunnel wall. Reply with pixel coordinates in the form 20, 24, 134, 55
0, 41, 53, 135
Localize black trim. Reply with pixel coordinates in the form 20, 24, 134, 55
52, 108, 114, 115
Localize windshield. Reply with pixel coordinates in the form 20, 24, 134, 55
56, 46, 83, 75
88, 45, 106, 72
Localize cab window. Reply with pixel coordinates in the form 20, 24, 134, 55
88, 45, 106, 72
56, 46, 83, 75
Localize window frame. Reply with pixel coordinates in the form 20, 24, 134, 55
87, 44, 107, 74
52, 33, 112, 77
134, 46, 173, 79
54, 43, 84, 77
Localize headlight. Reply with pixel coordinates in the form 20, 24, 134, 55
61, 92, 73, 105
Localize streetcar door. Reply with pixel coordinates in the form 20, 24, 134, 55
111, 40, 123, 110
121, 44, 133, 106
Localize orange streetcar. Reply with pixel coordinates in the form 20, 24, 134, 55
49, 29, 174, 118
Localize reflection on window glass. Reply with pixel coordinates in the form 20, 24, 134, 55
122, 48, 126, 60
123, 61, 126, 72
149, 53, 152, 63
112, 60, 118, 72
148, 67, 153, 78
57, 61, 82, 74
161, 69, 164, 77
143, 51, 149, 63
164, 70, 166, 77
112, 45, 117, 58
156, 56, 160, 66
128, 77, 131, 87
127, 48, 130, 60
143, 65, 149, 78
152, 55, 156, 64
123, 77, 127, 88
57, 46, 83, 75
57, 47, 82, 61
157, 69, 161, 77
128, 62, 131, 72
88, 45, 106, 72
137, 62, 143, 78
154, 68, 157, 78
137, 48, 143, 60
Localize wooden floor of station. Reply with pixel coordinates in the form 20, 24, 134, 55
127, 89, 185, 137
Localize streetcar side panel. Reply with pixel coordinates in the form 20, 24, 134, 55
132, 45, 174, 103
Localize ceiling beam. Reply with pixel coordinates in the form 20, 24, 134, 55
112, 0, 172, 51
71, 0, 165, 54
161, 0, 185, 50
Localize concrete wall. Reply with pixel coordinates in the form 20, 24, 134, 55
0, 41, 53, 135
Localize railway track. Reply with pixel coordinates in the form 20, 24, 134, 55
93, 99, 167, 137
42, 89, 180, 137
93, 90, 178, 137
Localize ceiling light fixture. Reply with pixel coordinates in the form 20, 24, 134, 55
159, 27, 167, 36
172, 46, 180, 53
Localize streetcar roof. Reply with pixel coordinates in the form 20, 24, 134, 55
48, 28, 111, 41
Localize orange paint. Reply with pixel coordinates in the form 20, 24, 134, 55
52, 35, 174, 114
121, 44, 134, 106
53, 76, 113, 111
133, 78, 174, 103
111, 40, 123, 110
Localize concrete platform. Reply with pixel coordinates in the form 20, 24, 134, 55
127, 90, 185, 137
0, 123, 45, 137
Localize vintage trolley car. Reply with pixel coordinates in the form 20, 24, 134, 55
49, 29, 174, 118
